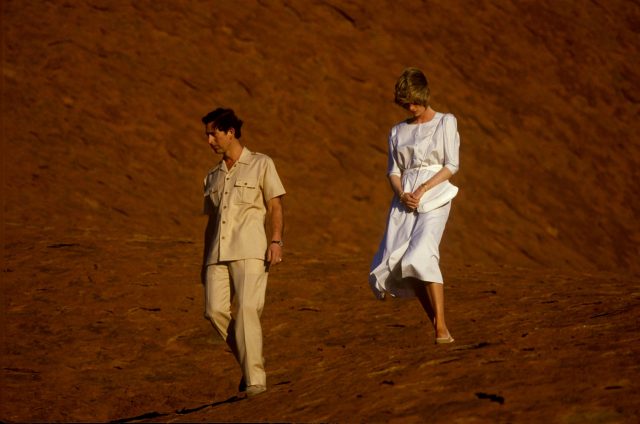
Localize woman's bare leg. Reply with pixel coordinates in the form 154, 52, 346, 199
413, 279, 436, 329
427, 282, 451, 339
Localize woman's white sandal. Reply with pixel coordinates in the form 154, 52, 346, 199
435, 335, 455, 344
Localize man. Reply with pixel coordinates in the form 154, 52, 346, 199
201, 107, 285, 397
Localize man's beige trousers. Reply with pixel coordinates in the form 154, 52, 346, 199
204, 259, 268, 387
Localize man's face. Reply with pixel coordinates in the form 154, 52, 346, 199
205, 122, 234, 154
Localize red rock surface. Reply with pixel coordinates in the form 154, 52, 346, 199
2, 0, 639, 422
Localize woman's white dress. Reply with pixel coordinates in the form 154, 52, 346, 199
369, 112, 460, 299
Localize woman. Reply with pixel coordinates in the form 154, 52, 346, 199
369, 67, 460, 344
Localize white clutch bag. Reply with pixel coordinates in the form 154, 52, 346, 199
416, 180, 458, 213
409, 163, 458, 213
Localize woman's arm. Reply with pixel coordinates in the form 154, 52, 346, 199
387, 127, 420, 210
388, 174, 403, 198
389, 174, 420, 210
412, 167, 453, 199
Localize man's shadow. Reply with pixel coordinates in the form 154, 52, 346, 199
111, 395, 244, 423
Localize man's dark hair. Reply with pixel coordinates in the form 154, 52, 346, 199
202, 108, 243, 138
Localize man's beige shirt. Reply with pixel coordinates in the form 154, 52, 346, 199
203, 147, 286, 264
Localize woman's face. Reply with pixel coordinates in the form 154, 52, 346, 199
404, 103, 426, 117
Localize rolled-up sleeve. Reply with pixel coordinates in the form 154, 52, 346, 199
387, 128, 401, 177
443, 114, 460, 175
262, 157, 286, 201
203, 175, 212, 215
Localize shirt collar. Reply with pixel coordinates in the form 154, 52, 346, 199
208, 163, 223, 174
237, 147, 252, 165
210, 147, 252, 173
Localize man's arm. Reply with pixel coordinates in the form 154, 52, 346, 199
266, 196, 284, 265
201, 214, 215, 284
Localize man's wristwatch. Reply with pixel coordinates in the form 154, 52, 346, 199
271, 240, 284, 247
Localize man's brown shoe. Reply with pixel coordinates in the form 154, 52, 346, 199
246, 385, 267, 397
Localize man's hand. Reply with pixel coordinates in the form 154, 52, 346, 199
267, 243, 283, 265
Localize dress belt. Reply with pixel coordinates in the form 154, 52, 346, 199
404, 164, 443, 173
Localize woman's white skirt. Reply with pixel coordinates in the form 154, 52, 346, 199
369, 198, 451, 299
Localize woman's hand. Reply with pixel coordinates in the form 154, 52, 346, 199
400, 191, 420, 211
401, 183, 429, 212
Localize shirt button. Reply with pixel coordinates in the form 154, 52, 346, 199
222, 220, 226, 224
224, 191, 228, 195
222, 236, 225, 240
223, 206, 227, 209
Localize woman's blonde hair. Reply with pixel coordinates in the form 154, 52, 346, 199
394, 67, 430, 107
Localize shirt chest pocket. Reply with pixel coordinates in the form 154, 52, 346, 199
233, 179, 259, 204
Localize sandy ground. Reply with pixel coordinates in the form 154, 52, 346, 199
2, 0, 640, 422
3, 240, 639, 422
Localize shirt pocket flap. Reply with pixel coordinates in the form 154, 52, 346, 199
234, 179, 257, 189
